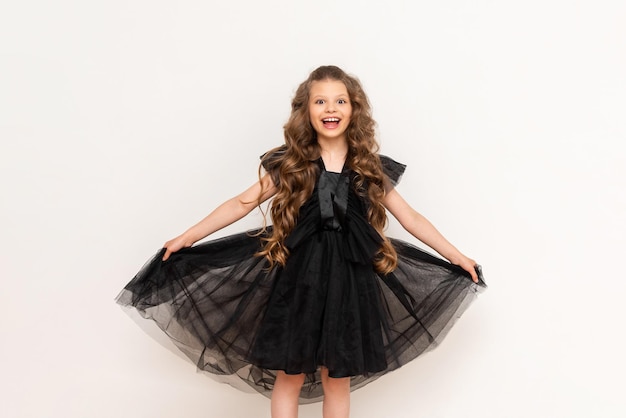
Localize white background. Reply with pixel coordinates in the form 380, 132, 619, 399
1, 1, 625, 417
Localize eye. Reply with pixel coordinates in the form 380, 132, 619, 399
315, 99, 325, 104
338, 99, 348, 104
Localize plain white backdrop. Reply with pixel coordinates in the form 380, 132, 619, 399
1, 1, 625, 417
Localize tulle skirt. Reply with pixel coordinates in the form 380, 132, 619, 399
116, 227, 486, 404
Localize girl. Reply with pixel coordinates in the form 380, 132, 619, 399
117, 65, 485, 418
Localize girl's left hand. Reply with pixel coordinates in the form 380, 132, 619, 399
453, 255, 479, 283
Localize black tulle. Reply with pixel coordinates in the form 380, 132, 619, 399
116, 154, 486, 404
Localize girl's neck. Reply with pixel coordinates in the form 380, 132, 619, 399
317, 138, 348, 157
318, 139, 348, 172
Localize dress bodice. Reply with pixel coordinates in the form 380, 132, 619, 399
317, 160, 351, 231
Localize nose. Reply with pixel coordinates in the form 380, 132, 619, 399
325, 102, 336, 113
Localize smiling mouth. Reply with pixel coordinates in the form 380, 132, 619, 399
322, 117, 340, 125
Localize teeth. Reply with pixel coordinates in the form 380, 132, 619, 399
323, 118, 340, 122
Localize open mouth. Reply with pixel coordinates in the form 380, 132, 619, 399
322, 117, 341, 128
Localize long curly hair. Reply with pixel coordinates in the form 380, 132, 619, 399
257, 65, 398, 274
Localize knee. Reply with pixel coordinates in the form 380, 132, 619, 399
320, 368, 350, 396
276, 371, 306, 392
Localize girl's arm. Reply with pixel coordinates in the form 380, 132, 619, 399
382, 188, 479, 282
162, 173, 277, 260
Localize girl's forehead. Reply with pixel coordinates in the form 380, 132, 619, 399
309, 79, 349, 96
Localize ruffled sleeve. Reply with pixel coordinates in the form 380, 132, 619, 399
379, 155, 406, 188
260, 145, 287, 186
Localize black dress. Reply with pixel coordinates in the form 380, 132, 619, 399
116, 151, 486, 404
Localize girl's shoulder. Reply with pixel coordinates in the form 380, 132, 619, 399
260, 145, 288, 172
378, 154, 406, 187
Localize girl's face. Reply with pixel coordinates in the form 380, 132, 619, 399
308, 79, 352, 144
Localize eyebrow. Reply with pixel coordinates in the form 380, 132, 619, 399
310, 94, 349, 99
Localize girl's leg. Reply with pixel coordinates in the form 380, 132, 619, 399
320, 367, 350, 418
272, 371, 305, 418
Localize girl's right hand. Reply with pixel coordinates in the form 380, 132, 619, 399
162, 234, 195, 261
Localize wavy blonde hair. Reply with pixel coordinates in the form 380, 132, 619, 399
257, 65, 398, 274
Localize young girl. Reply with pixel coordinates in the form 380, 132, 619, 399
117, 65, 485, 418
